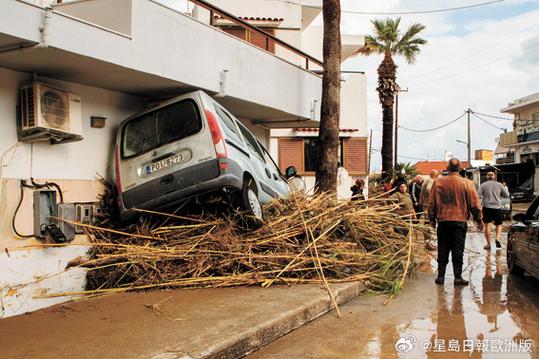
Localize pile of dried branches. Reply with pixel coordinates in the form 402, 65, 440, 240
68, 192, 422, 301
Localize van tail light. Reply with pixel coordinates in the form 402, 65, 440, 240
114, 144, 123, 193
205, 109, 228, 159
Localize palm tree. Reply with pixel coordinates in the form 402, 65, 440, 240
357, 18, 426, 180
315, 0, 341, 193
393, 162, 418, 181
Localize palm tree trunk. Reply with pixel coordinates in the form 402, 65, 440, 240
377, 51, 398, 180
381, 104, 394, 179
315, 0, 341, 193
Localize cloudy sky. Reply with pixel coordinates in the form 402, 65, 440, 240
335, 0, 539, 171
160, 0, 538, 171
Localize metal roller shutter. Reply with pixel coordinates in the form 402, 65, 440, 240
343, 138, 368, 175
278, 138, 304, 173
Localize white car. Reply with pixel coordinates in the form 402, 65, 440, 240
114, 91, 291, 222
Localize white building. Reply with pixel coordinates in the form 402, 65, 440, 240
0, 0, 367, 317
194, 0, 369, 196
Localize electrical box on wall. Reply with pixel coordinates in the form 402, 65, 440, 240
57, 203, 76, 242
75, 203, 101, 233
33, 190, 57, 238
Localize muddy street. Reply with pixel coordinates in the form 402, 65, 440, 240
249, 232, 539, 358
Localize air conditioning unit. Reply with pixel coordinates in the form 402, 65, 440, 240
19, 82, 83, 144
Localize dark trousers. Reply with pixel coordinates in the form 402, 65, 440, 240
437, 221, 467, 279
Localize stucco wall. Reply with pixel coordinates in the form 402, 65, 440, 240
0, 67, 144, 317
54, 0, 133, 36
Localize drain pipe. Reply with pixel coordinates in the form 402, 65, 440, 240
214, 69, 229, 98
0, 6, 51, 55
39, 6, 52, 49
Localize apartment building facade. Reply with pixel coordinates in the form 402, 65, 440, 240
0, 0, 368, 317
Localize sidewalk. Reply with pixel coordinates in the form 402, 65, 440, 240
0, 282, 364, 359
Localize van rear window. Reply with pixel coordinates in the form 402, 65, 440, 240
122, 99, 202, 158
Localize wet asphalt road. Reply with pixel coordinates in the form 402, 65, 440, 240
249, 232, 539, 358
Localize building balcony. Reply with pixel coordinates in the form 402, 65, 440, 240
0, 0, 322, 127
517, 131, 539, 144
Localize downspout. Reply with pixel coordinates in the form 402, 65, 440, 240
0, 6, 51, 55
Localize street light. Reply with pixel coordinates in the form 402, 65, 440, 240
456, 140, 470, 165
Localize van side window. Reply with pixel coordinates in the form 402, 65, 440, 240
236, 121, 265, 161
260, 142, 282, 176
123, 99, 201, 158
214, 105, 241, 142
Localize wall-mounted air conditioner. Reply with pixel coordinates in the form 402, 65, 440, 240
19, 82, 83, 144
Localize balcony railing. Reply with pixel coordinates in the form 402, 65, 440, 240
517, 131, 539, 143
499, 131, 517, 146
187, 0, 323, 71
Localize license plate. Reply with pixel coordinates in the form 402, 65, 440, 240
145, 154, 184, 175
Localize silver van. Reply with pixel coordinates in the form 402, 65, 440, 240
114, 90, 291, 222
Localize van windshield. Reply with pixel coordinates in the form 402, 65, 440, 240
122, 99, 201, 158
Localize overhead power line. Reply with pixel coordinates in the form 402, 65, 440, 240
281, 0, 506, 15
399, 113, 466, 133
471, 110, 514, 121
472, 112, 508, 131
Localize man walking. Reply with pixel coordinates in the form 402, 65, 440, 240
428, 159, 483, 286
479, 171, 509, 250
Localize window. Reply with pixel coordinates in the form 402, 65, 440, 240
214, 105, 241, 141
122, 100, 201, 158
260, 142, 282, 176
236, 121, 265, 160
304, 138, 343, 172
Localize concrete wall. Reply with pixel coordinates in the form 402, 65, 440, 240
1, 0, 322, 122
0, 66, 144, 317
340, 73, 368, 134
54, 0, 133, 36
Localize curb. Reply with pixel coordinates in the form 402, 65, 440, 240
154, 281, 365, 359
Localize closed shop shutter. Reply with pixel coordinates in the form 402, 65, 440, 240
343, 138, 368, 175
249, 29, 275, 53
278, 138, 304, 173
223, 27, 247, 41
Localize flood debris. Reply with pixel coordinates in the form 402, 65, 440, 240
61, 190, 424, 305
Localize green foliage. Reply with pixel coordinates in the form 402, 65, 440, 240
358, 17, 427, 64
393, 162, 418, 181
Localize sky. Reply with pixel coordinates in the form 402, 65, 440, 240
334, 0, 539, 171
159, 0, 539, 172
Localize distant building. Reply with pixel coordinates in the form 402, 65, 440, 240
494, 92, 539, 194
475, 149, 493, 162
413, 161, 470, 176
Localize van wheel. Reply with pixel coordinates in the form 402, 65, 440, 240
241, 178, 263, 225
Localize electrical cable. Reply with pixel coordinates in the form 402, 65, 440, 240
399, 113, 466, 132
30, 177, 64, 203
471, 110, 514, 121
471, 112, 508, 131
12, 180, 33, 238
280, 0, 506, 15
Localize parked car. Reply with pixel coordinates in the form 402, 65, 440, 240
510, 176, 535, 202
501, 196, 512, 221
114, 90, 291, 222
507, 197, 539, 280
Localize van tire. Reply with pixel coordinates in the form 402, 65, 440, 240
241, 178, 263, 226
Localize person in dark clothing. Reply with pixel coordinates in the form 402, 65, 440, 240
428, 158, 483, 286
392, 175, 407, 195
350, 178, 365, 201
408, 175, 424, 217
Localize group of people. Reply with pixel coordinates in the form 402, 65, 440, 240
385, 158, 510, 287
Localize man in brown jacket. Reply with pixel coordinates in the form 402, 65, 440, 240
428, 158, 483, 286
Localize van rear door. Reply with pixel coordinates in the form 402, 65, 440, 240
118, 92, 218, 209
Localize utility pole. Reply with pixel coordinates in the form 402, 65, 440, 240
368, 129, 373, 174
467, 108, 471, 168
394, 87, 408, 166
